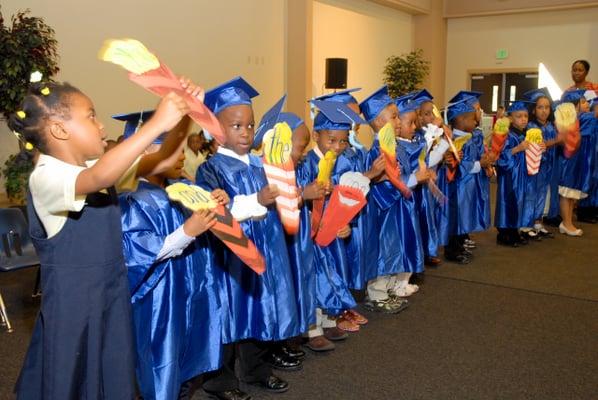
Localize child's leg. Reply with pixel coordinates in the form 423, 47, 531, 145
366, 275, 392, 302
306, 308, 335, 351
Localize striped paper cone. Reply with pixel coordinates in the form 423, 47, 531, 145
263, 162, 300, 235
525, 143, 543, 176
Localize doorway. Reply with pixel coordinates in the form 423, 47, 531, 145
470, 71, 538, 113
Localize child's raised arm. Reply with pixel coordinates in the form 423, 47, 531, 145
76, 92, 189, 195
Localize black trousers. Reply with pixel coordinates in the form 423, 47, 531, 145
202, 341, 272, 392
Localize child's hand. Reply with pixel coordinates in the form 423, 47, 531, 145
443, 151, 455, 163
258, 184, 280, 206
514, 141, 530, 153
433, 117, 444, 127
443, 124, 453, 139
415, 168, 431, 184
366, 155, 386, 180
324, 182, 333, 196
152, 92, 190, 133
538, 142, 547, 152
480, 152, 493, 168
183, 209, 216, 237
302, 181, 326, 201
337, 225, 351, 239
211, 189, 229, 205
179, 76, 205, 102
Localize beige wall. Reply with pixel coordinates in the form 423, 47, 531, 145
312, 0, 413, 142
444, 6, 598, 104
0, 0, 286, 193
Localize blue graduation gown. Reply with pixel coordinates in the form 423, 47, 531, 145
119, 181, 222, 400
195, 152, 301, 342
494, 128, 533, 228
412, 130, 440, 257
526, 121, 559, 220
455, 129, 491, 235
366, 139, 424, 280
297, 150, 356, 316
559, 113, 596, 195
337, 147, 376, 290
286, 165, 316, 332
579, 115, 598, 206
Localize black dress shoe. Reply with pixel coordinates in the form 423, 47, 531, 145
281, 345, 306, 360
204, 388, 252, 400
265, 350, 303, 371
496, 234, 518, 247
444, 252, 471, 264
249, 375, 289, 393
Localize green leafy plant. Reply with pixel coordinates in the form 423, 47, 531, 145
0, 8, 60, 121
383, 49, 430, 97
2, 150, 34, 205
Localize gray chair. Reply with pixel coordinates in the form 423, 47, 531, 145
0, 208, 40, 332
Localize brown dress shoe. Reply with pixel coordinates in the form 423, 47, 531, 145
305, 335, 335, 352
425, 256, 442, 267
323, 326, 349, 341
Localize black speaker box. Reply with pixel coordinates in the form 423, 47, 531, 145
325, 58, 348, 89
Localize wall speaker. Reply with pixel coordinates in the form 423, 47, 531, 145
325, 58, 348, 89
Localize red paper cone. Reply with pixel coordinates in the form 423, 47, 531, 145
314, 185, 367, 246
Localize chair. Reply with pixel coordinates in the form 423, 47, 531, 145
0, 208, 40, 333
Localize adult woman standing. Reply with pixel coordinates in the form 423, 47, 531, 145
569, 60, 598, 91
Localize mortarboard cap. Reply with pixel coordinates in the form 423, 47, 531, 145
112, 110, 166, 144
560, 89, 586, 104
449, 90, 483, 105
312, 100, 366, 131
522, 87, 552, 103
395, 93, 419, 114
447, 98, 476, 122
359, 85, 394, 123
204, 76, 259, 115
507, 100, 532, 114
278, 112, 304, 131
253, 94, 286, 148
312, 88, 360, 104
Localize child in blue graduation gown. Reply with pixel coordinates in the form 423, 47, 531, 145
523, 88, 560, 237
196, 77, 298, 397
116, 112, 224, 400
495, 100, 539, 246
300, 99, 375, 347
360, 86, 432, 313
558, 90, 596, 236
11, 81, 192, 400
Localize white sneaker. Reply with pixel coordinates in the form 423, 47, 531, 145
406, 283, 419, 293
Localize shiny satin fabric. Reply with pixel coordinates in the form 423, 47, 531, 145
526, 121, 559, 221
494, 129, 533, 228
119, 181, 223, 400
196, 153, 301, 342
560, 113, 597, 195
366, 140, 424, 281
285, 165, 317, 331
297, 150, 357, 316
454, 129, 491, 235
337, 147, 376, 290
579, 116, 598, 207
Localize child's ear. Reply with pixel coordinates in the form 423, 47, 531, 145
48, 120, 69, 141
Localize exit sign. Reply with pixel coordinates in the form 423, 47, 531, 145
496, 49, 508, 60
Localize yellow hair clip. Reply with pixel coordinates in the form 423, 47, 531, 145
25, 142, 34, 151
16, 110, 26, 119
40, 87, 51, 96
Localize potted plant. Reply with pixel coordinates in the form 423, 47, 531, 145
383, 49, 430, 97
0, 8, 59, 203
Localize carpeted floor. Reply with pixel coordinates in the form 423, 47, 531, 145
1, 223, 597, 399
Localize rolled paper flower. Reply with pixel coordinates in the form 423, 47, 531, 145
262, 122, 300, 235
166, 182, 266, 274
554, 103, 580, 158
40, 87, 51, 96
491, 117, 510, 155
314, 171, 370, 246
311, 150, 338, 238
16, 111, 26, 119
378, 122, 411, 198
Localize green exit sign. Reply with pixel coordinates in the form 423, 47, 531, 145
496, 49, 508, 60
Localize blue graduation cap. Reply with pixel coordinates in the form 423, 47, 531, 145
312, 88, 360, 104
449, 90, 483, 105
204, 76, 259, 115
446, 98, 476, 122
560, 89, 586, 104
112, 110, 166, 143
312, 100, 367, 131
359, 85, 394, 123
278, 112, 304, 131
522, 87, 552, 103
410, 89, 434, 108
507, 100, 532, 114
253, 94, 286, 148
395, 93, 419, 114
